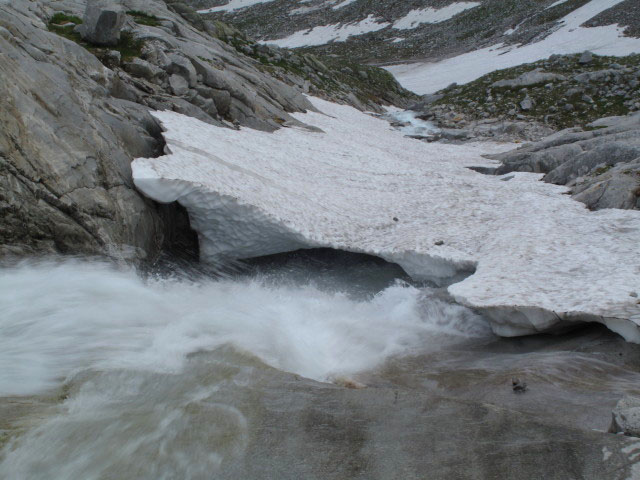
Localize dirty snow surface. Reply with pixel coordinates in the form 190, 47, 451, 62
132, 97, 640, 342
387, 0, 640, 94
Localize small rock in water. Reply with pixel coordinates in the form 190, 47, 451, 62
434, 240, 444, 246
512, 378, 527, 393
393, 217, 399, 222
609, 395, 640, 437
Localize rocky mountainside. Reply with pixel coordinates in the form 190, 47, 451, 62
191, 0, 640, 64
0, 0, 411, 262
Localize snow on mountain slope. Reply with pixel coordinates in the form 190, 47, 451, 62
260, 14, 390, 48
393, 2, 481, 30
132, 97, 640, 342
197, 0, 276, 13
386, 0, 640, 94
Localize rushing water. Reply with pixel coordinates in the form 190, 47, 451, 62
1, 254, 640, 479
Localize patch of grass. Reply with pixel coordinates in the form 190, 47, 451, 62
50, 12, 83, 26
48, 13, 144, 64
432, 53, 640, 129
126, 10, 161, 27
116, 31, 144, 61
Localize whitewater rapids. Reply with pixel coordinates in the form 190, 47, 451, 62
3, 258, 640, 479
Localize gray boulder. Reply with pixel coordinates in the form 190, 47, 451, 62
545, 142, 640, 185
78, 0, 125, 47
169, 74, 189, 96
520, 95, 533, 111
124, 58, 164, 82
167, 53, 198, 87
492, 68, 566, 88
579, 50, 593, 64
572, 159, 640, 210
609, 395, 640, 437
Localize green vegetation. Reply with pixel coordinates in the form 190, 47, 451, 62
50, 12, 83, 25
433, 53, 640, 129
126, 10, 161, 27
48, 13, 144, 64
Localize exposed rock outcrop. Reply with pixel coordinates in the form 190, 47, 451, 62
1, 0, 409, 261
486, 113, 640, 210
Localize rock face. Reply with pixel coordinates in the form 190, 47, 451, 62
488, 113, 640, 210
1, 0, 409, 261
133, 97, 640, 342
610, 396, 640, 437
78, 0, 126, 46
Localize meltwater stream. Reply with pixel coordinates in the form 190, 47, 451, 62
2, 255, 640, 479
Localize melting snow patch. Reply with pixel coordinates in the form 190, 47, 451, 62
332, 0, 358, 10
547, 0, 569, 9
386, 0, 640, 94
393, 2, 480, 30
198, 0, 276, 13
259, 15, 390, 48
132, 97, 640, 342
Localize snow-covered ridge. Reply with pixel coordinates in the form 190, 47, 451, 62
393, 2, 480, 30
133, 97, 640, 342
259, 15, 389, 48
387, 0, 640, 94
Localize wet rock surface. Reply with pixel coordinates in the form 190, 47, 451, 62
3, 319, 640, 479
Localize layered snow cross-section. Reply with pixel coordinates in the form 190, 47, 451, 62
132, 97, 640, 342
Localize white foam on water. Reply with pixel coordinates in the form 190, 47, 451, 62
0, 259, 490, 396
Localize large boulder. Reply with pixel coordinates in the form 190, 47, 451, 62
78, 0, 126, 47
